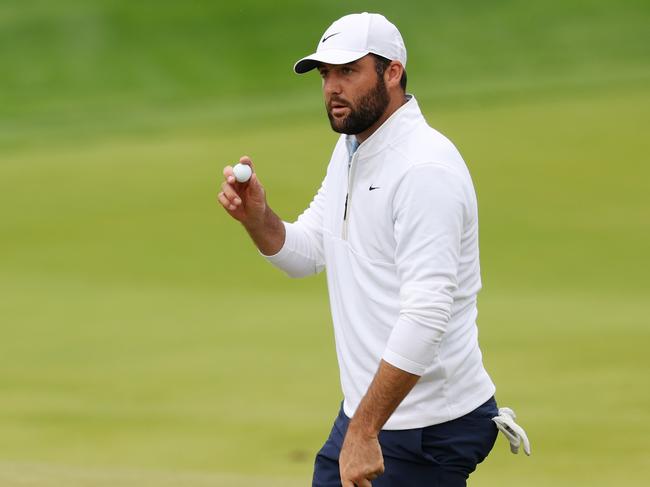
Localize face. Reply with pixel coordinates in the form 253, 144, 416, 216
318, 55, 390, 136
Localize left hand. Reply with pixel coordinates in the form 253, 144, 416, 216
339, 424, 385, 487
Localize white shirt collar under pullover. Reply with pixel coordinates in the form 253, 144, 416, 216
264, 96, 496, 429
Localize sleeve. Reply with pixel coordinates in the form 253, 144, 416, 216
262, 177, 327, 278
382, 163, 467, 375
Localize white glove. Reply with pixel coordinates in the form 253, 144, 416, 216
492, 407, 531, 456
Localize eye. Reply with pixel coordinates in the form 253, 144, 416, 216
341, 66, 353, 75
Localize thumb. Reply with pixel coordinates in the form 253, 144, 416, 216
245, 173, 266, 202
239, 155, 255, 172
237, 155, 258, 189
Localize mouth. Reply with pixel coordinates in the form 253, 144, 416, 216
330, 106, 349, 117
329, 101, 350, 117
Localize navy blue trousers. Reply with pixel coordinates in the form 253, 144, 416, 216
313, 397, 498, 487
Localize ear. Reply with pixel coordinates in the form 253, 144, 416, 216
385, 61, 404, 90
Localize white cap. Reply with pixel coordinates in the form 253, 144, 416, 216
294, 12, 407, 74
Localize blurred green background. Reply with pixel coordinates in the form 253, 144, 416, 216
1, 0, 649, 485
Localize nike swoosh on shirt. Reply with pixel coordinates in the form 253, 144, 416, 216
369, 185, 380, 191
321, 32, 341, 43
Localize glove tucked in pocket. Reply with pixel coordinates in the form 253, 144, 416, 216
492, 407, 531, 456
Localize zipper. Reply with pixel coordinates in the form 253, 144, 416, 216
342, 150, 359, 240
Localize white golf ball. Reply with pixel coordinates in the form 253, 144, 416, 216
233, 163, 252, 183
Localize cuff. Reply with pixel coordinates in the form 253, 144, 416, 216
259, 221, 319, 278
382, 349, 427, 376
382, 316, 445, 376
260, 221, 292, 260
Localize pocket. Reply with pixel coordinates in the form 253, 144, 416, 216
420, 411, 498, 474
378, 427, 429, 464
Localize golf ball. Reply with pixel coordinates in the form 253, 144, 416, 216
233, 163, 252, 183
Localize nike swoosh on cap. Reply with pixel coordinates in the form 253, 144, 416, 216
321, 32, 341, 43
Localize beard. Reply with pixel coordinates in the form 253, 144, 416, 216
326, 76, 390, 135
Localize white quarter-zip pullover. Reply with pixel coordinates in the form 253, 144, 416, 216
265, 96, 495, 429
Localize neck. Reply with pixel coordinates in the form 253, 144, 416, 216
355, 93, 408, 143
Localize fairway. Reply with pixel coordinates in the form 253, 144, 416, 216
1, 1, 649, 486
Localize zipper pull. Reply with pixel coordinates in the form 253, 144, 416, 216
343, 193, 349, 220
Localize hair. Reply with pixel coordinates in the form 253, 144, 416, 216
372, 54, 407, 91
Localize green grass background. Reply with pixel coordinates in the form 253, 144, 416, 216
1, 0, 649, 485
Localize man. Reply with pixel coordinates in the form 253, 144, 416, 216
218, 12, 528, 487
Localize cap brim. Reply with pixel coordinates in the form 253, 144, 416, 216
293, 49, 368, 74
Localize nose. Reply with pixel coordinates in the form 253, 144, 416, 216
322, 72, 342, 97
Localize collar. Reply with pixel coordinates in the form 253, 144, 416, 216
353, 95, 424, 160
345, 135, 360, 159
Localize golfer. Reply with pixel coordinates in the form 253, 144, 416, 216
219, 12, 527, 487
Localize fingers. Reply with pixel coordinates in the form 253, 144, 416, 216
493, 413, 531, 456
221, 180, 241, 204
217, 190, 239, 212
217, 191, 235, 211
341, 479, 371, 487
341, 470, 379, 487
219, 180, 241, 211
239, 155, 255, 171
223, 165, 236, 185
346, 473, 377, 487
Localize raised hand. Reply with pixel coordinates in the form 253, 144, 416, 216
218, 155, 267, 227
